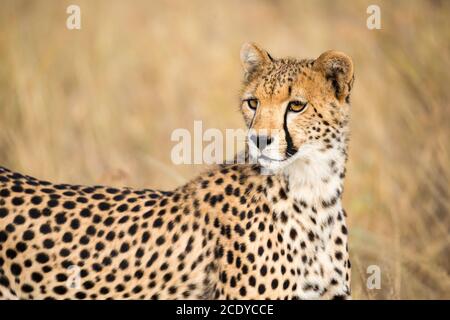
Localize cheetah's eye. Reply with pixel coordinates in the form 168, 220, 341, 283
244, 98, 259, 110
288, 100, 308, 113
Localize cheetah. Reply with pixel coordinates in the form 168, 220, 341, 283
0, 43, 354, 300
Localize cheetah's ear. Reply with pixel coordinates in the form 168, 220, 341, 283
240, 43, 273, 77
314, 50, 354, 103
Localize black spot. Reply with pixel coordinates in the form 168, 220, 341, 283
289, 228, 297, 240
230, 276, 236, 288
153, 218, 163, 228
86, 226, 96, 235
39, 224, 52, 234
141, 232, 150, 243
271, 279, 279, 289
103, 217, 114, 226
95, 242, 105, 251
76, 197, 88, 204
115, 284, 125, 292
63, 201, 76, 209
12, 197, 24, 206
120, 242, 130, 253
92, 214, 102, 224
56, 273, 68, 282
16, 242, 27, 252
92, 193, 105, 200
13, 215, 25, 225
75, 292, 87, 299
0, 208, 8, 218
128, 224, 138, 236
146, 252, 159, 268
98, 202, 110, 211
119, 259, 129, 270
79, 236, 90, 245
221, 203, 229, 213
100, 287, 110, 295
28, 208, 41, 219
80, 208, 91, 217
0, 231, 8, 243
59, 249, 70, 257
55, 213, 67, 224
11, 263, 22, 276
106, 231, 116, 241
132, 285, 142, 294
0, 189, 10, 197
106, 274, 115, 283
47, 199, 59, 207
0, 276, 9, 287
225, 184, 233, 195
118, 216, 129, 224
92, 263, 102, 272
31, 272, 43, 283
43, 239, 55, 249
279, 188, 288, 200
80, 249, 90, 259
260, 265, 267, 276
21, 284, 34, 293
22, 230, 35, 241
6, 249, 17, 259
53, 286, 68, 295
209, 195, 218, 207
117, 204, 128, 212
36, 253, 50, 264
258, 284, 266, 294
70, 219, 80, 230
62, 232, 73, 243
156, 236, 165, 246
249, 276, 256, 287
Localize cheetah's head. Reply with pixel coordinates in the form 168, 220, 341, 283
239, 43, 354, 172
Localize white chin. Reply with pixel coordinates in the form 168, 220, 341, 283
249, 147, 299, 173
257, 157, 288, 173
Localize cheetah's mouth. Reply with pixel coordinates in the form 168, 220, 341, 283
258, 154, 286, 162
257, 155, 291, 171
248, 141, 302, 171
257, 153, 300, 172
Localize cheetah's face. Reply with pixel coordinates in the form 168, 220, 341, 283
239, 43, 354, 171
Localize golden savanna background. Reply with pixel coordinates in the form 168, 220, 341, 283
0, 0, 449, 299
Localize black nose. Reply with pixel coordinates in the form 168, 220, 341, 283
250, 135, 273, 150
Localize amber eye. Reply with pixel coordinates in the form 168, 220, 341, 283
245, 98, 259, 110
288, 100, 308, 113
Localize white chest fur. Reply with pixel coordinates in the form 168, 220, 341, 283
268, 144, 350, 299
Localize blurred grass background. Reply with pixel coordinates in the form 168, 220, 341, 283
0, 0, 449, 299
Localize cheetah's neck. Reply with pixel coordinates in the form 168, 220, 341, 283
281, 141, 347, 208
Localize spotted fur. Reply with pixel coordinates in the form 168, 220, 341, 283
0, 44, 354, 299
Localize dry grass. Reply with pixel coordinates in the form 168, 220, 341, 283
0, 0, 449, 299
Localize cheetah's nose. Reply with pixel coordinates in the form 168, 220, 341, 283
249, 135, 273, 151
